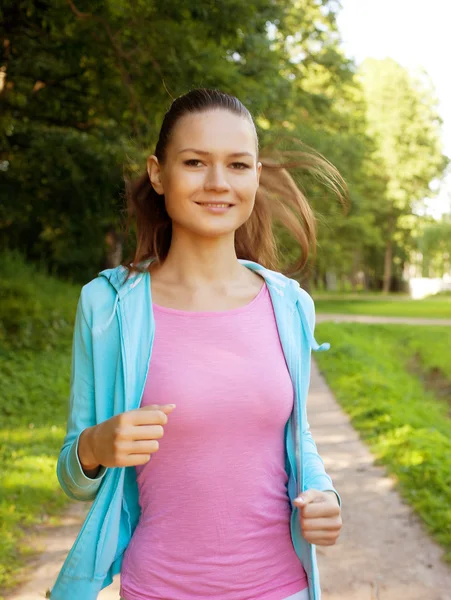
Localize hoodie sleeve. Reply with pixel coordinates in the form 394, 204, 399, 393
298, 288, 342, 508
56, 288, 107, 501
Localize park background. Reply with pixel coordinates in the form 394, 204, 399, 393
1, 0, 451, 598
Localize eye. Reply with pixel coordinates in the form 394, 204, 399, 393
231, 162, 250, 169
184, 159, 203, 167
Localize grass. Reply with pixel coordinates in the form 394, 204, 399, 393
0, 251, 80, 596
315, 322, 451, 561
313, 294, 451, 318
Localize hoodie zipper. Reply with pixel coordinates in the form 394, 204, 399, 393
116, 299, 128, 408
291, 305, 303, 496
136, 282, 155, 410
111, 274, 155, 413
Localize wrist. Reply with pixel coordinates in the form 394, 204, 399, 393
78, 426, 100, 471
324, 490, 340, 506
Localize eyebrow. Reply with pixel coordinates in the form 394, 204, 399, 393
177, 148, 254, 158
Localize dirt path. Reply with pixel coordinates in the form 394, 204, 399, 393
7, 315, 451, 599
310, 362, 451, 600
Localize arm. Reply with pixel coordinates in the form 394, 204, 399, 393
56, 288, 107, 502
301, 418, 341, 507
299, 289, 342, 508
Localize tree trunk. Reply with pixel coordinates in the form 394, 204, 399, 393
363, 270, 369, 291
382, 217, 394, 294
350, 249, 360, 290
301, 275, 311, 294
313, 269, 320, 290
104, 229, 124, 268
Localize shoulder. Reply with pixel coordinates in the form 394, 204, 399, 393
296, 285, 315, 329
265, 266, 315, 328
259, 264, 314, 308
284, 275, 315, 329
78, 273, 118, 328
239, 259, 293, 293
242, 260, 316, 328
294, 283, 314, 312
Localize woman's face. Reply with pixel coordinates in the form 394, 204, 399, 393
147, 109, 262, 240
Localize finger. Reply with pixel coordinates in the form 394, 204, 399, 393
130, 408, 173, 426
127, 440, 160, 454
294, 489, 320, 506
140, 403, 176, 413
303, 531, 339, 546
113, 438, 160, 457
120, 425, 165, 441
301, 517, 342, 532
300, 503, 340, 518
121, 454, 153, 467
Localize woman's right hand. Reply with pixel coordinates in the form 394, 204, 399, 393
78, 404, 176, 473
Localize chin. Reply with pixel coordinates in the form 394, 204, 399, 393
191, 223, 239, 238
175, 215, 249, 238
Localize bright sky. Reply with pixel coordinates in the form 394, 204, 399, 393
336, 0, 451, 217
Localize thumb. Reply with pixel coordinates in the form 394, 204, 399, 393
139, 403, 176, 414
293, 489, 320, 506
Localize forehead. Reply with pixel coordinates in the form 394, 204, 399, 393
168, 109, 257, 156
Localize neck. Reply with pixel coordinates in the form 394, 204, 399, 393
154, 228, 245, 288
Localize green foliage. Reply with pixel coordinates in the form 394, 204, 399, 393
418, 216, 451, 277
398, 326, 451, 381
0, 254, 79, 594
315, 323, 451, 561
0, 352, 70, 595
1, 0, 382, 282
360, 59, 446, 207
0, 250, 80, 350
1, 0, 301, 280
1, 2, 449, 286
358, 58, 448, 288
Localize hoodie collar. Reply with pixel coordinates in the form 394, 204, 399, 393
98, 263, 147, 299
98, 258, 297, 303
97, 259, 329, 352
239, 260, 329, 352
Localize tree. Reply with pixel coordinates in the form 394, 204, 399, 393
358, 58, 447, 292
1, 0, 366, 280
418, 217, 451, 278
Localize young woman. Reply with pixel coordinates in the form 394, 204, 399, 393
51, 89, 343, 600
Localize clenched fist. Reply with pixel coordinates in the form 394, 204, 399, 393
293, 489, 342, 546
78, 404, 176, 475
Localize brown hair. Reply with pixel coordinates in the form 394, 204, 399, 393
122, 88, 347, 279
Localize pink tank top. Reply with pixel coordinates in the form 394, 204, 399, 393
120, 283, 308, 600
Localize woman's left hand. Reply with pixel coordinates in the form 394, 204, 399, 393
293, 489, 342, 546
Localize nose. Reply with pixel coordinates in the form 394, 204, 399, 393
204, 164, 231, 192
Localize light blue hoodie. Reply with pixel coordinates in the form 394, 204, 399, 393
51, 259, 341, 600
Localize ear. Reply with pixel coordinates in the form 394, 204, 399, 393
147, 155, 164, 195
256, 161, 262, 186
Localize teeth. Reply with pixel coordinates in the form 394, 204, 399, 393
202, 203, 230, 208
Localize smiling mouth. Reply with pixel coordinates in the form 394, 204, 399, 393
195, 202, 234, 208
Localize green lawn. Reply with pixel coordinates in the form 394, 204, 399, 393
0, 350, 72, 594
313, 294, 451, 319
0, 252, 79, 596
315, 322, 451, 561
